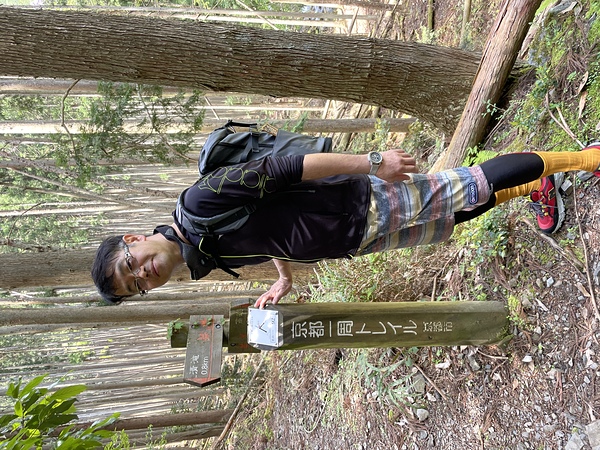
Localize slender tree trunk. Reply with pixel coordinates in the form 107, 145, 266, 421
13, 5, 372, 21
59, 410, 233, 434
276, 0, 397, 11
0, 117, 414, 135
435, 0, 541, 169
0, 303, 232, 326
0, 78, 181, 96
0, 289, 264, 305
460, 0, 472, 48
0, 248, 315, 288
0, 7, 486, 134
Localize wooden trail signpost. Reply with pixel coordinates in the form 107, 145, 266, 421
173, 300, 509, 387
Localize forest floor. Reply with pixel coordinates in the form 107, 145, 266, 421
222, 1, 600, 449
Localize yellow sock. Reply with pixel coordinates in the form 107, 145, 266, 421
494, 180, 541, 206
533, 148, 600, 177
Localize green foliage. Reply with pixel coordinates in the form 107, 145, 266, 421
104, 431, 131, 450
0, 333, 97, 376
166, 319, 185, 339
142, 426, 168, 450
0, 375, 119, 450
507, 295, 530, 330
463, 147, 498, 167
452, 207, 510, 301
2, 82, 205, 193
225, 95, 253, 106
0, 96, 49, 121
316, 348, 419, 433
68, 82, 205, 184
348, 118, 393, 155
454, 207, 510, 265
357, 349, 420, 409
507, 2, 600, 151
415, 25, 438, 45
0, 213, 104, 253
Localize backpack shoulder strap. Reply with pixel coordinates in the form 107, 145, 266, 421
174, 189, 247, 278
159, 226, 217, 280
198, 236, 240, 279
223, 119, 258, 129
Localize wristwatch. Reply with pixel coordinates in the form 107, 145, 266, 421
367, 151, 383, 175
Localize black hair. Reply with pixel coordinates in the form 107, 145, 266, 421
91, 235, 130, 305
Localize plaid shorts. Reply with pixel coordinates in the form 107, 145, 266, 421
356, 166, 491, 255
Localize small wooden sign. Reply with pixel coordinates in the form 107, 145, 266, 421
183, 315, 224, 387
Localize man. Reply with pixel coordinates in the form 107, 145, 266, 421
92, 144, 600, 308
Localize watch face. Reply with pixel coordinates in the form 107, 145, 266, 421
247, 307, 282, 350
369, 152, 383, 164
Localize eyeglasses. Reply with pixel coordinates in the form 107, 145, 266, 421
122, 242, 148, 297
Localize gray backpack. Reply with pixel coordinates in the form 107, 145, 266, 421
197, 120, 332, 176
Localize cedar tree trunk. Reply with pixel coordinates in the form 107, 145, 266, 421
0, 7, 483, 134
0, 249, 314, 289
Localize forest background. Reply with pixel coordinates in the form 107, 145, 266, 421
1, 0, 600, 449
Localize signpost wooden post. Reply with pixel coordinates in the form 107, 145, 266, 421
252, 302, 508, 350
174, 300, 509, 386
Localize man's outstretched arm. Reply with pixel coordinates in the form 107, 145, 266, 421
254, 259, 293, 309
253, 149, 418, 308
302, 149, 417, 182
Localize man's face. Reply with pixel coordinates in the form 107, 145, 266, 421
112, 234, 183, 297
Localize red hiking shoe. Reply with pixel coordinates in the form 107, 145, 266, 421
529, 172, 565, 234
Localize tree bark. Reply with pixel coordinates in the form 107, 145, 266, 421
0, 117, 414, 135
0, 303, 232, 326
68, 410, 233, 433
276, 0, 397, 11
435, 0, 541, 169
0, 289, 264, 305
0, 7, 484, 134
0, 248, 315, 289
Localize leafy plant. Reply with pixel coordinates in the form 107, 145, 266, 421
167, 319, 185, 339
0, 375, 119, 449
507, 295, 531, 331
357, 349, 419, 409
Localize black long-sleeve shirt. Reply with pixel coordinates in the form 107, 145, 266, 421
173, 155, 371, 267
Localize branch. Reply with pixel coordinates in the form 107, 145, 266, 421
211, 355, 266, 449
6, 166, 130, 205
544, 93, 585, 149
571, 174, 600, 321
5, 202, 45, 243
136, 89, 195, 162
234, 0, 278, 30
0, 148, 177, 201
60, 79, 82, 155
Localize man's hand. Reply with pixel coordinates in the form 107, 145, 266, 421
254, 259, 293, 309
376, 149, 418, 183
254, 277, 292, 309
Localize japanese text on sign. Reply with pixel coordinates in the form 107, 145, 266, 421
187, 354, 211, 377
290, 319, 455, 339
